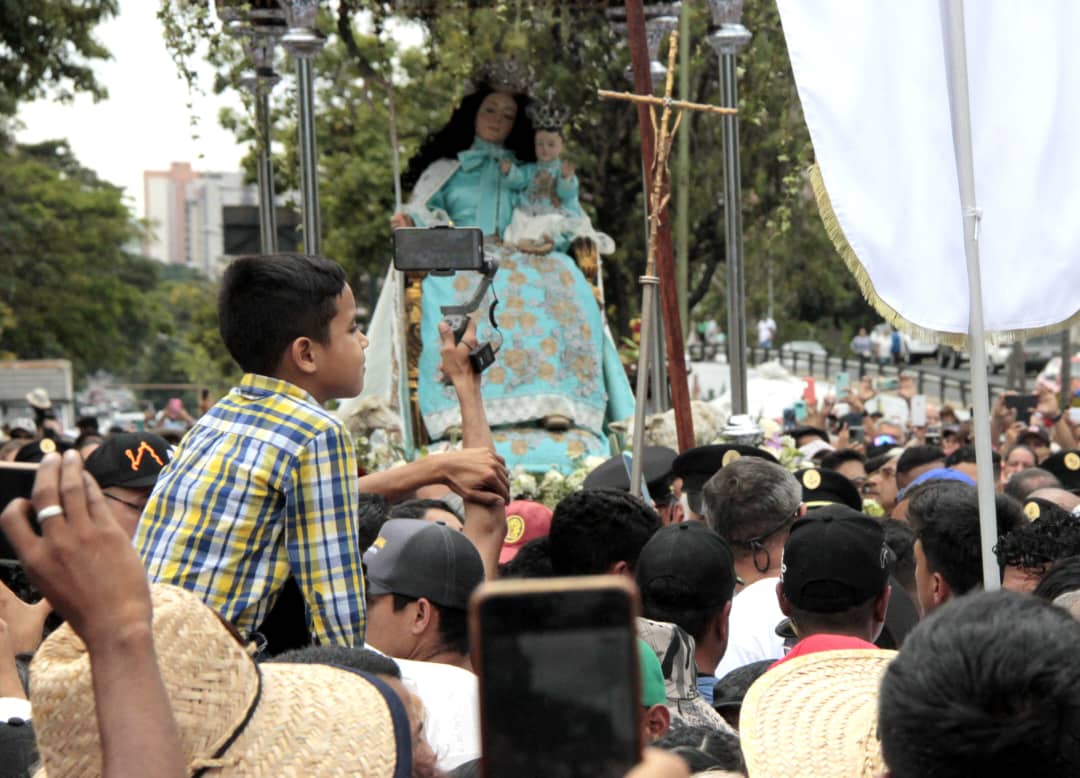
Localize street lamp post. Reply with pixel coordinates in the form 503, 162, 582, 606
707, 0, 752, 415
280, 0, 325, 255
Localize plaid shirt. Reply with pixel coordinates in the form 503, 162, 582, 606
135, 374, 366, 645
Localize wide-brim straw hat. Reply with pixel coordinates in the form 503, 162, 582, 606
30, 584, 410, 777
739, 648, 897, 778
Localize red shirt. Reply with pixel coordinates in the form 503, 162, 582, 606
771, 633, 878, 668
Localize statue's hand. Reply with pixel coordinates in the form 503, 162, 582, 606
500, 159, 512, 175
561, 161, 575, 179
390, 212, 414, 230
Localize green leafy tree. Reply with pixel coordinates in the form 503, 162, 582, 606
0, 0, 118, 117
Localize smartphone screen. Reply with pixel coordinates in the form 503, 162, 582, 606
782, 407, 797, 430
1004, 394, 1038, 425
793, 400, 808, 421
910, 394, 927, 427
835, 372, 851, 396
472, 577, 641, 778
802, 377, 817, 405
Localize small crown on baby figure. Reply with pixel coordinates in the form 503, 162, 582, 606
526, 87, 570, 132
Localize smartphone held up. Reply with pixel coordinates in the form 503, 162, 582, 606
470, 576, 642, 778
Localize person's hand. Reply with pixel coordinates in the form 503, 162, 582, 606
1004, 421, 1026, 448
857, 375, 877, 404
390, 212, 414, 230
561, 161, 575, 179
436, 449, 510, 505
439, 318, 479, 387
993, 390, 1017, 424
0, 579, 51, 655
500, 159, 512, 175
898, 374, 916, 401
0, 450, 153, 653
1036, 385, 1061, 418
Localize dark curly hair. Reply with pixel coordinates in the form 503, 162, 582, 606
402, 82, 536, 192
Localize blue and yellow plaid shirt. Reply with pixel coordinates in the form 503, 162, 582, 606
135, 374, 366, 646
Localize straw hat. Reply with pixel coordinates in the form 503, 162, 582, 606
30, 585, 409, 777
739, 649, 896, 778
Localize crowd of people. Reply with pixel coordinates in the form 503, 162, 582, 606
0, 248, 1077, 777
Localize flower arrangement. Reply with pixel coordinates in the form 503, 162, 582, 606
510, 455, 608, 508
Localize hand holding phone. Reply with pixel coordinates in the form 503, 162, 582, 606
910, 395, 928, 428
1004, 394, 1038, 425
471, 577, 642, 778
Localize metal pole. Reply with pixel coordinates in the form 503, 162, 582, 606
1062, 329, 1073, 412
295, 56, 321, 255
630, 277, 659, 496
940, 0, 999, 592
709, 21, 751, 415
254, 84, 278, 253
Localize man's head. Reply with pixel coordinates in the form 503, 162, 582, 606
819, 449, 868, 494
995, 499, 1080, 593
84, 432, 172, 537
702, 458, 801, 580
797, 467, 863, 511
219, 254, 368, 402
1004, 466, 1062, 501
1001, 444, 1038, 486
362, 519, 484, 664
635, 522, 736, 673
777, 506, 891, 642
671, 444, 778, 520
895, 445, 945, 490
498, 500, 553, 565
547, 489, 660, 576
388, 498, 464, 532
944, 444, 1001, 484
1040, 450, 1080, 495
906, 481, 1024, 616
1028, 486, 1080, 514
879, 591, 1080, 778
865, 450, 902, 513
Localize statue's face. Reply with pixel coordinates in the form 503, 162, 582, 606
534, 130, 564, 162
475, 91, 518, 144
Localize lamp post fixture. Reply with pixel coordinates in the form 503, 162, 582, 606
280, 0, 325, 255
707, 0, 752, 415
221, 3, 286, 254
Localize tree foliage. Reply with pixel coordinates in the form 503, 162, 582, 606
0, 0, 118, 117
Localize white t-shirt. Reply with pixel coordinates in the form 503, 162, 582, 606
393, 657, 481, 771
757, 317, 776, 345
714, 576, 786, 679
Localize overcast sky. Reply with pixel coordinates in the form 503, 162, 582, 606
16, 2, 250, 218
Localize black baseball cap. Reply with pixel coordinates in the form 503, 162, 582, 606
583, 446, 677, 499
84, 433, 172, 489
671, 444, 778, 514
797, 467, 863, 512
780, 505, 889, 613
635, 521, 736, 611
363, 519, 484, 610
1041, 450, 1080, 494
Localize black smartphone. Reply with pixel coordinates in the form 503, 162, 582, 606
470, 576, 642, 778
782, 407, 797, 431
0, 463, 38, 561
393, 226, 485, 274
1004, 394, 1038, 425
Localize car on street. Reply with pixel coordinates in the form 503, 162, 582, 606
780, 340, 828, 358
937, 342, 1011, 373
1021, 334, 1064, 373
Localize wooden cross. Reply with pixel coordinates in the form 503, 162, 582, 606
599, 30, 736, 276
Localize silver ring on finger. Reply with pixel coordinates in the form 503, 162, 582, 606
36, 505, 64, 522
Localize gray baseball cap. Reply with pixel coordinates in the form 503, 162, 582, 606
362, 519, 484, 610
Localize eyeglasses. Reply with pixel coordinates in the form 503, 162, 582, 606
104, 493, 147, 513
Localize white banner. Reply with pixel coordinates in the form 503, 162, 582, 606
777, 0, 1080, 341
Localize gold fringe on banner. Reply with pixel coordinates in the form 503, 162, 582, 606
808, 163, 1080, 348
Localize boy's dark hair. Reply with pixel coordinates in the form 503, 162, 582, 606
267, 644, 401, 678
548, 489, 661, 576
878, 517, 917, 595
945, 444, 1001, 471
392, 594, 469, 656
219, 254, 346, 375
654, 725, 745, 774
907, 482, 1022, 595
896, 445, 945, 475
1032, 555, 1080, 601
879, 591, 1080, 777
498, 536, 555, 579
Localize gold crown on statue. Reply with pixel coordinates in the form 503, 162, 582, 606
467, 58, 535, 96
526, 87, 570, 131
